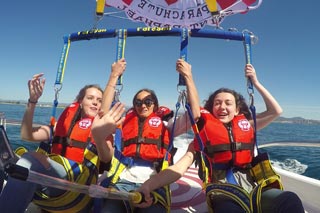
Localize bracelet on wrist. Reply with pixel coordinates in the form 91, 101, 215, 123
28, 99, 38, 104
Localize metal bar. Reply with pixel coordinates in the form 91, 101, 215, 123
66, 28, 246, 43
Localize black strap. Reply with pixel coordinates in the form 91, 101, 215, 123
206, 142, 254, 154
123, 137, 169, 150
53, 136, 89, 156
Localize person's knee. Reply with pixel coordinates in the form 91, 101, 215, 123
271, 191, 304, 213
211, 196, 246, 213
18, 152, 49, 171
261, 189, 304, 213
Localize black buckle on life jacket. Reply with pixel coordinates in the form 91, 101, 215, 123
138, 137, 145, 143
230, 142, 240, 152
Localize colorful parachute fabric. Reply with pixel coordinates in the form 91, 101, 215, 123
105, 0, 262, 29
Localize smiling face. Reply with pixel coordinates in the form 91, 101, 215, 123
80, 87, 103, 118
212, 92, 239, 124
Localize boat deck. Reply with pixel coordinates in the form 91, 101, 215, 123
24, 164, 320, 213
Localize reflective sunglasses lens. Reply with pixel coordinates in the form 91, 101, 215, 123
134, 98, 154, 107
144, 99, 153, 107
134, 100, 143, 107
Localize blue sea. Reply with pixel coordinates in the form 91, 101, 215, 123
1, 103, 320, 180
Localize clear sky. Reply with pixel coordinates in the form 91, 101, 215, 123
1, 1, 320, 120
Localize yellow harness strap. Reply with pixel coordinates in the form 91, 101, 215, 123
250, 177, 283, 213
31, 142, 99, 213
153, 158, 171, 212
206, 182, 251, 213
249, 152, 283, 213
199, 152, 283, 213
250, 152, 283, 189
15, 146, 28, 156
100, 156, 171, 212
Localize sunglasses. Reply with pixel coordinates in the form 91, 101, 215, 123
134, 98, 154, 107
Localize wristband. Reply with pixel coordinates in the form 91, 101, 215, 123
28, 99, 38, 104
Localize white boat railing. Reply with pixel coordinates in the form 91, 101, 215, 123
275, 167, 320, 213
0, 112, 6, 130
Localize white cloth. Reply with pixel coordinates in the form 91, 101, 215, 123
119, 166, 157, 183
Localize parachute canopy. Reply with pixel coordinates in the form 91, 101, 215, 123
102, 0, 262, 29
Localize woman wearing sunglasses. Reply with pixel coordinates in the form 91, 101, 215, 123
91, 58, 200, 213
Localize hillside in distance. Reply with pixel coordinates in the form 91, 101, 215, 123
0, 100, 319, 124
275, 116, 320, 125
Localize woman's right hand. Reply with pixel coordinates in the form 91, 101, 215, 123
133, 184, 154, 208
111, 58, 127, 78
91, 102, 125, 144
28, 73, 45, 103
176, 58, 192, 78
245, 64, 259, 85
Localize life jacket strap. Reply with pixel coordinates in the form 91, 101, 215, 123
53, 136, 89, 155
123, 137, 169, 150
206, 142, 254, 154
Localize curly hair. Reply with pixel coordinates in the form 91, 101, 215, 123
203, 87, 252, 120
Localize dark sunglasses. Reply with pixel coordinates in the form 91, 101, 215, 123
134, 98, 154, 107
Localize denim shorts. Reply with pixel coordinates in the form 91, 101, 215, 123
101, 179, 166, 213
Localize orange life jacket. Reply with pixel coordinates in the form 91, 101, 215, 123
121, 108, 171, 162
194, 108, 254, 168
52, 102, 93, 163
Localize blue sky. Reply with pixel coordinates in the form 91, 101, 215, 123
1, 1, 320, 120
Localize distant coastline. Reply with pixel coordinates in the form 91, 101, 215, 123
0, 100, 68, 108
274, 117, 320, 125
1, 100, 319, 124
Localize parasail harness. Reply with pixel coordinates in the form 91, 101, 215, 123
187, 32, 283, 213
14, 33, 101, 213
93, 29, 192, 213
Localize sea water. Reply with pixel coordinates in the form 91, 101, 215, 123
1, 103, 320, 180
